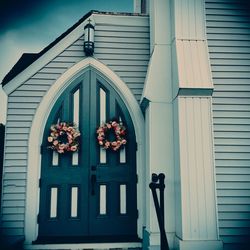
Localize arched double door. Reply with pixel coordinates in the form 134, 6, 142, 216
37, 69, 138, 243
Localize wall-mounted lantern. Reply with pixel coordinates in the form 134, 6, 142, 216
83, 20, 95, 56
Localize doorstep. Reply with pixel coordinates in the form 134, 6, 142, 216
23, 242, 142, 250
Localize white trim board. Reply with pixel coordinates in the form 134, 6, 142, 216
25, 57, 146, 244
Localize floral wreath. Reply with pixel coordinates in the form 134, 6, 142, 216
47, 122, 81, 154
97, 120, 127, 151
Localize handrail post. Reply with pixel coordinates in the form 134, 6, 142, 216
159, 173, 166, 249
149, 173, 169, 250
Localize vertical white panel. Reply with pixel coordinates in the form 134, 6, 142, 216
71, 187, 78, 218
199, 41, 212, 87
181, 0, 189, 39
100, 88, 106, 124
184, 41, 194, 86
178, 98, 191, 236
50, 187, 58, 218
194, 98, 207, 238
100, 149, 106, 164
120, 184, 127, 214
176, 40, 186, 85
72, 152, 78, 165
120, 147, 126, 163
191, 41, 202, 86
100, 88, 107, 164
52, 151, 59, 166
72, 89, 79, 166
178, 97, 218, 239
186, 98, 199, 237
177, 40, 213, 89
175, 0, 206, 40
119, 116, 126, 163
73, 89, 80, 127
99, 185, 107, 215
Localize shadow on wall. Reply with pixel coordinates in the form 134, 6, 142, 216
0, 124, 5, 210
0, 235, 24, 250
0, 124, 25, 249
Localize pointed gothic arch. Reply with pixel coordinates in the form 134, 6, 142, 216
24, 58, 145, 245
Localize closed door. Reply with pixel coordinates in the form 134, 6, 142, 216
37, 69, 138, 243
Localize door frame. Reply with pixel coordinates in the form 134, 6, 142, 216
24, 58, 146, 245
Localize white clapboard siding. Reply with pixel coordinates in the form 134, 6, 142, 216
1, 14, 149, 237
205, 0, 250, 248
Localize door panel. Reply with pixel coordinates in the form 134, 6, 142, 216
37, 69, 137, 242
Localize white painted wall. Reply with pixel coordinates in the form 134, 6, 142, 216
142, 0, 223, 249
206, 0, 250, 248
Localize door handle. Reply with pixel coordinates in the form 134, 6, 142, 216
91, 174, 96, 195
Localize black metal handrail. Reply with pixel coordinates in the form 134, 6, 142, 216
149, 173, 169, 250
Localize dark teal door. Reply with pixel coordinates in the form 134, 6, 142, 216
37, 69, 138, 243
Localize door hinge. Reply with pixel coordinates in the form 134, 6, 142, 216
136, 174, 138, 183
39, 178, 42, 188
37, 214, 40, 224
136, 209, 139, 219
135, 142, 138, 151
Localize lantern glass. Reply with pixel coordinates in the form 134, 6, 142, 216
84, 23, 95, 56
84, 25, 94, 43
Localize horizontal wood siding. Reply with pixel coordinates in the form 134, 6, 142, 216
61, 22, 150, 102
1, 15, 149, 237
205, 0, 250, 249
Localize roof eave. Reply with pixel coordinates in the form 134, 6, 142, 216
2, 11, 149, 94
1, 10, 95, 90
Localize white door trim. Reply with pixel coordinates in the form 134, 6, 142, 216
24, 57, 145, 244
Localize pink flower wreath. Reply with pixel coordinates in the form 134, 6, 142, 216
96, 120, 127, 151
47, 122, 80, 154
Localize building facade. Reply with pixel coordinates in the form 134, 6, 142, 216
0, 1, 249, 250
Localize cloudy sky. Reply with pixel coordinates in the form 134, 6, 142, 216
0, 0, 133, 123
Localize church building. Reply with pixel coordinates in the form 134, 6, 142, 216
1, 1, 249, 249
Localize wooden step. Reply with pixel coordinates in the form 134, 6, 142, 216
24, 248, 142, 250
23, 243, 142, 250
